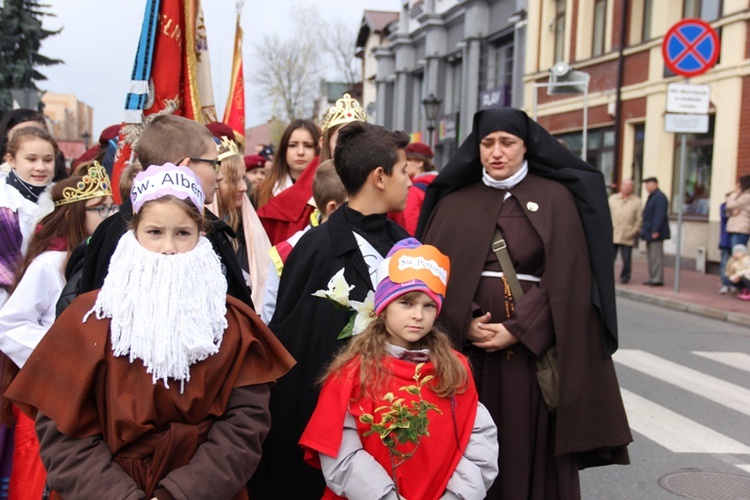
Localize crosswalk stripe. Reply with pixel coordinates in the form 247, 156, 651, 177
621, 389, 750, 454
692, 351, 750, 374
615, 349, 750, 418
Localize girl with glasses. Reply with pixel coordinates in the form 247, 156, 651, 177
0, 163, 115, 499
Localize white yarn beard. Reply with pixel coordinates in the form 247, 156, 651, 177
84, 231, 229, 391
482, 160, 529, 190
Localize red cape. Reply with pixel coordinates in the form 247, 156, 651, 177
300, 353, 477, 500
257, 156, 320, 245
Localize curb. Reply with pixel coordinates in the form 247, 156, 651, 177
615, 288, 750, 328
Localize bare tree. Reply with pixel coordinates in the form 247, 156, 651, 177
251, 34, 321, 121
320, 18, 360, 87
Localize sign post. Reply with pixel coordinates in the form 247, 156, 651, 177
661, 18, 719, 293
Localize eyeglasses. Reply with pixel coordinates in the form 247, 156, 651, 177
86, 204, 120, 219
189, 157, 222, 173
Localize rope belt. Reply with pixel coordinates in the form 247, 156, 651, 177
480, 270, 541, 283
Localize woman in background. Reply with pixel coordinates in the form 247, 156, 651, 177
212, 141, 272, 307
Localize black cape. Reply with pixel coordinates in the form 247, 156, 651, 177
79, 199, 254, 309
417, 107, 618, 355
249, 205, 408, 499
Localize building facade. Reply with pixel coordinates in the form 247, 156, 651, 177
357, 10, 400, 123
368, 0, 528, 167
41, 92, 94, 165
525, 0, 749, 270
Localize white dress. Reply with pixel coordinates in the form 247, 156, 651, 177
0, 172, 53, 306
0, 250, 66, 368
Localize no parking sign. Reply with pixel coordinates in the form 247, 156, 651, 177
662, 18, 720, 77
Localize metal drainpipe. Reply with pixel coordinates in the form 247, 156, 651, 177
613, 0, 629, 187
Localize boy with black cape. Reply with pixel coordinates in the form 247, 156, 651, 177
249, 122, 411, 499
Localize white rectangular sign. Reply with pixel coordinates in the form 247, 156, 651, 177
664, 113, 709, 134
666, 83, 711, 114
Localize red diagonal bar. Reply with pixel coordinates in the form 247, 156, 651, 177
672, 27, 711, 66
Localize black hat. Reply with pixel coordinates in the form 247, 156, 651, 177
642, 177, 658, 183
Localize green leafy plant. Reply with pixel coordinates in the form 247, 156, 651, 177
358, 363, 442, 497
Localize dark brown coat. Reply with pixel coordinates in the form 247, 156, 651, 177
422, 176, 632, 464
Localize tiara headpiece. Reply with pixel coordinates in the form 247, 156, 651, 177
321, 93, 367, 134
55, 162, 113, 206
217, 136, 240, 162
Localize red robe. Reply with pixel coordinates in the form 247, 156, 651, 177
300, 353, 478, 500
258, 157, 320, 245
389, 172, 438, 236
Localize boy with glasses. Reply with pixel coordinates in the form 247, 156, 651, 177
78, 115, 254, 308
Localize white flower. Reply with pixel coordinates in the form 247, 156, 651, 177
350, 291, 375, 335
312, 268, 355, 308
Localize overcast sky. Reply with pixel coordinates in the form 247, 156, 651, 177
39, 0, 394, 135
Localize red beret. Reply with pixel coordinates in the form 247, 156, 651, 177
99, 124, 122, 145
205, 121, 235, 140
244, 154, 266, 171
71, 145, 100, 170
405, 142, 433, 159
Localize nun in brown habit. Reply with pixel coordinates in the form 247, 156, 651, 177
417, 108, 631, 500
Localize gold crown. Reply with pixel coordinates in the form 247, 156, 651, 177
321, 93, 367, 134
55, 162, 113, 206
217, 136, 240, 162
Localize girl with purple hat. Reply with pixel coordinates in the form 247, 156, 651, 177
300, 238, 498, 500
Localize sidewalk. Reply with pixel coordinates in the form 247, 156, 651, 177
615, 259, 750, 328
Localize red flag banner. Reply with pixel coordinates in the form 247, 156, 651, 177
111, 0, 216, 203
222, 7, 245, 146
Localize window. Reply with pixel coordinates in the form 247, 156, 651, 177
554, 0, 566, 63
592, 0, 607, 56
642, 0, 653, 40
479, 37, 514, 107
451, 60, 462, 113
632, 123, 645, 194
671, 116, 714, 217
683, 0, 722, 21
555, 127, 616, 186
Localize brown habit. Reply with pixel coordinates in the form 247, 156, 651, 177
423, 176, 631, 497
6, 291, 295, 499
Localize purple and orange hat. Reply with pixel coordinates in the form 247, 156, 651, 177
130, 163, 205, 214
374, 238, 450, 316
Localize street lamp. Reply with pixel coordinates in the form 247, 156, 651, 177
82, 130, 91, 150
421, 93, 442, 149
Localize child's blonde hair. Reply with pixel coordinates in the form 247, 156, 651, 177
312, 160, 347, 215
323, 291, 469, 400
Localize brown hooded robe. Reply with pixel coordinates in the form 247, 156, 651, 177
6, 292, 295, 499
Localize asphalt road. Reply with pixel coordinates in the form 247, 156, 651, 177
579, 297, 750, 499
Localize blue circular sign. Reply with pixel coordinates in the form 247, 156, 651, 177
662, 19, 720, 77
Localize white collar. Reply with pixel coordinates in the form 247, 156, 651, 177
482, 160, 529, 190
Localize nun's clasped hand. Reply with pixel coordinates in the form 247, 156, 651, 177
468, 311, 519, 353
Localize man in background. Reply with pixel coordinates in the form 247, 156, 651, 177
640, 177, 671, 286
609, 179, 642, 284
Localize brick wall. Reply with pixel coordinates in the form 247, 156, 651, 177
571, 0, 579, 62
621, 97, 646, 122
737, 75, 750, 178
612, 0, 624, 48
623, 50, 649, 86
537, 104, 612, 132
